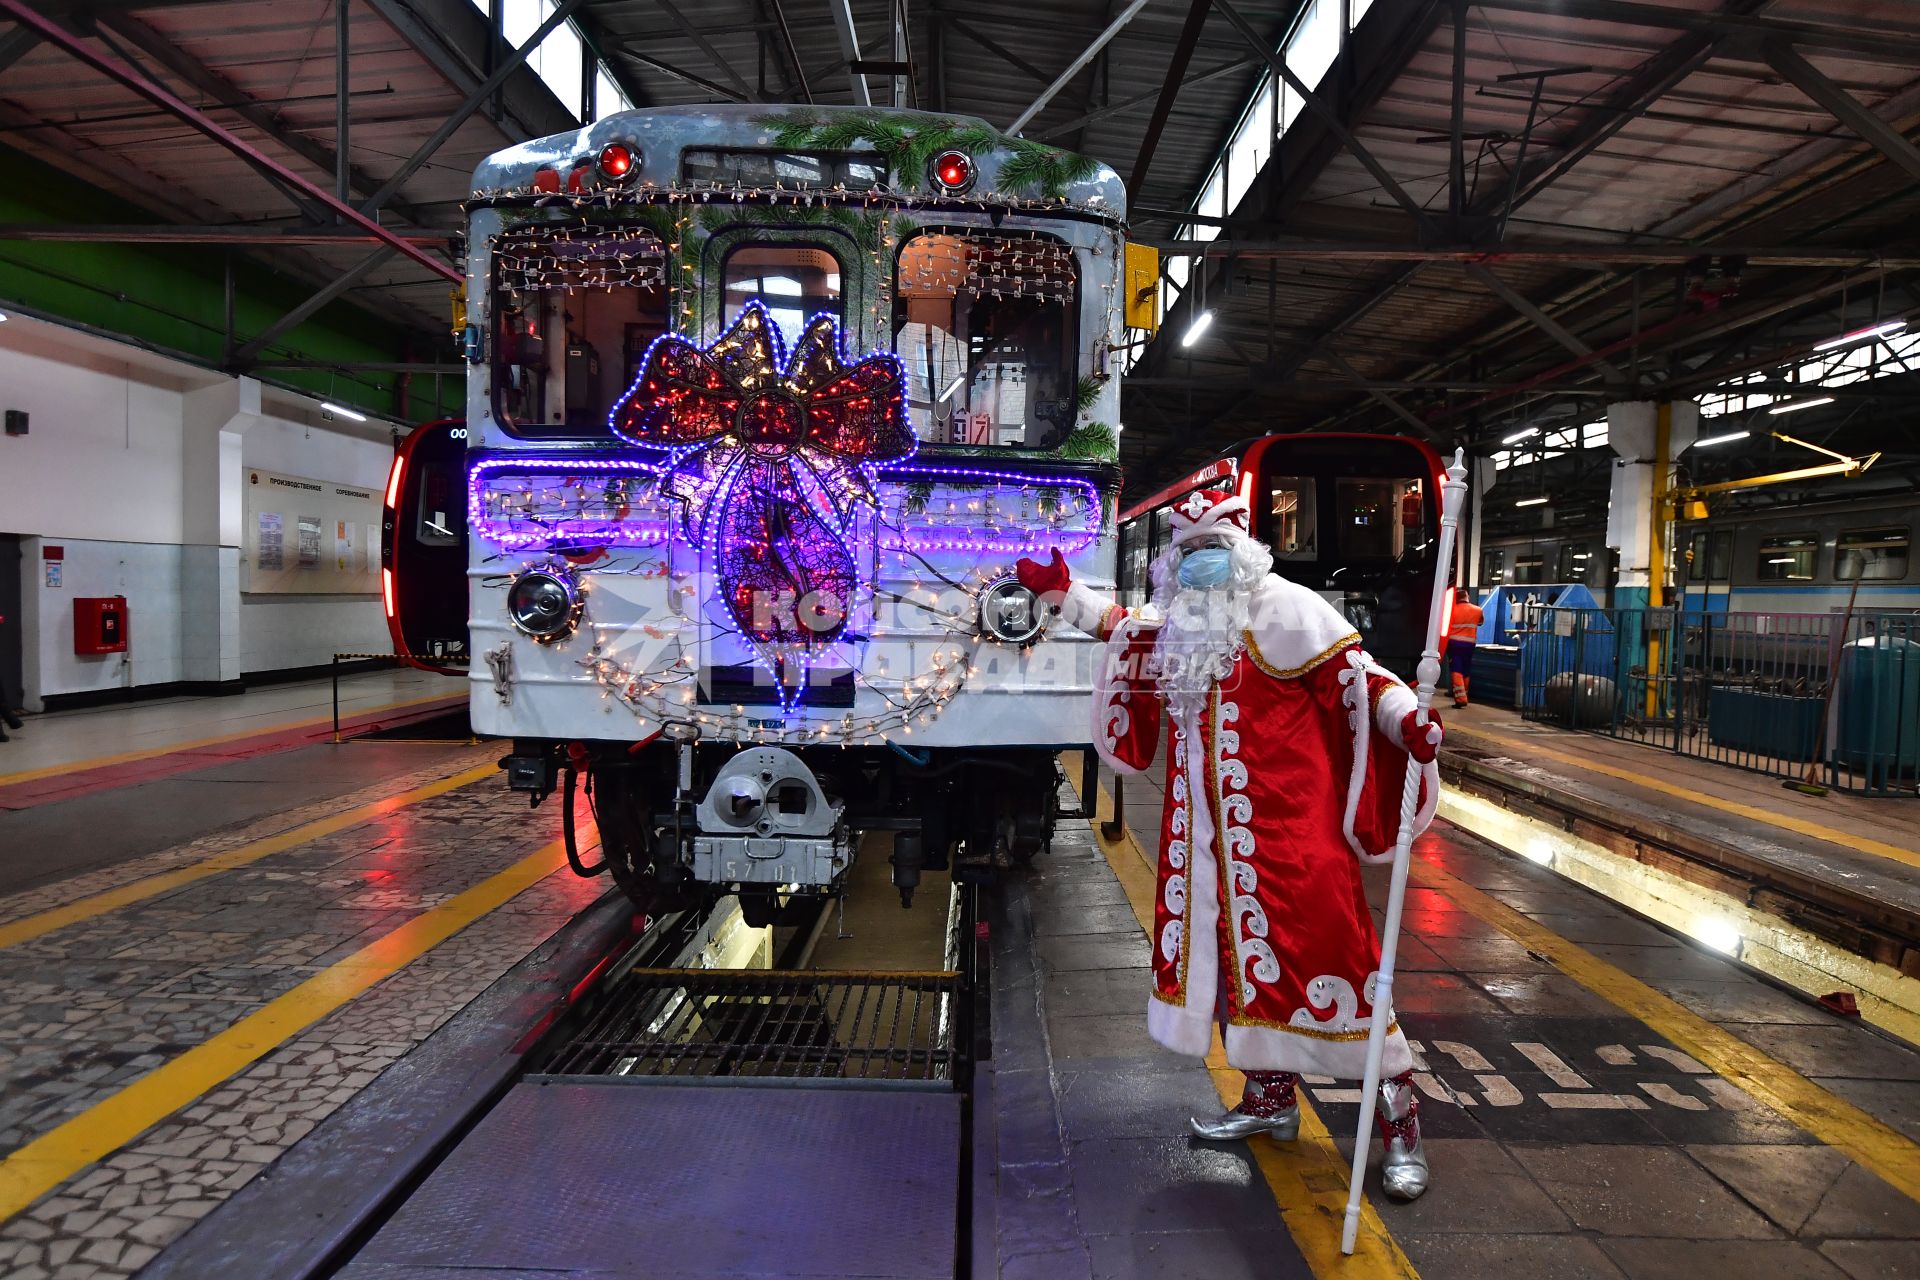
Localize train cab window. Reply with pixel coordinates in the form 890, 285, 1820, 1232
1687, 530, 1732, 581
1334, 478, 1414, 560
1557, 541, 1592, 583
1481, 547, 1506, 586
1266, 476, 1317, 560
1151, 506, 1174, 567
722, 244, 843, 348
1512, 554, 1545, 585
894, 231, 1077, 449
1837, 527, 1910, 581
1758, 534, 1819, 581
492, 224, 670, 436
414, 464, 460, 548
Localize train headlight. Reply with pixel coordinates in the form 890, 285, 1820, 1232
979, 576, 1045, 647
506, 567, 582, 642
928, 149, 975, 195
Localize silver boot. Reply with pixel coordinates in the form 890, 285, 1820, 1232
1191, 1072, 1301, 1142
1377, 1071, 1429, 1201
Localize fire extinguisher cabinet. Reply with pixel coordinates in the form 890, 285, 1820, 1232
74, 597, 129, 655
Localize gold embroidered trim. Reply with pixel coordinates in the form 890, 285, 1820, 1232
1242, 630, 1360, 680
1226, 1013, 1401, 1041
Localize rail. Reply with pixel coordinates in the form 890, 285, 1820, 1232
1516, 606, 1920, 796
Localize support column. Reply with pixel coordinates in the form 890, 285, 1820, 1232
1605, 400, 1697, 714
181, 376, 266, 687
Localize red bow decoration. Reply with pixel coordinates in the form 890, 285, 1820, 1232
609, 304, 916, 662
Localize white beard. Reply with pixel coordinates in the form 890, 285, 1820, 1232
1153, 584, 1252, 722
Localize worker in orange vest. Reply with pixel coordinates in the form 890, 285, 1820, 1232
1446, 588, 1484, 709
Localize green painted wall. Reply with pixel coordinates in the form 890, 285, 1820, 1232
0, 145, 460, 421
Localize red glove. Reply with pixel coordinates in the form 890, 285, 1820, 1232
1401, 709, 1443, 764
1014, 548, 1072, 598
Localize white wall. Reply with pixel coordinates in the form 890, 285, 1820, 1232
0, 317, 400, 705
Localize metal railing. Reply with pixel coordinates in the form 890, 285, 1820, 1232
1518, 606, 1920, 796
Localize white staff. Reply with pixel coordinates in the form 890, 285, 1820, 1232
1341, 447, 1470, 1256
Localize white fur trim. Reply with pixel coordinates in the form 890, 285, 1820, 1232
1222, 1021, 1414, 1079
1058, 580, 1118, 636
1244, 575, 1365, 672
1146, 994, 1214, 1058
1339, 650, 1439, 864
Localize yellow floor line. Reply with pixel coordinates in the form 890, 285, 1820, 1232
0, 837, 569, 1222
1450, 722, 1920, 871
0, 692, 462, 788
1420, 856, 1920, 1206
0, 761, 496, 952
1085, 779, 1419, 1280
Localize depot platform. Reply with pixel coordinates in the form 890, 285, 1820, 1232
0, 687, 1915, 1280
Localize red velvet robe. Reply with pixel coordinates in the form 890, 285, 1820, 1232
1068, 574, 1437, 1078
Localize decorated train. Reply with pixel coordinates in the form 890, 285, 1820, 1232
1117, 433, 1450, 678
386, 104, 1155, 920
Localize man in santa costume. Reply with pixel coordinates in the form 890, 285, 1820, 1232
1017, 488, 1443, 1201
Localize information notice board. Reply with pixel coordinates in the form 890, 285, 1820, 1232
242, 467, 382, 594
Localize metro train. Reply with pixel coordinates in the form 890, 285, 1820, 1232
1118, 433, 1450, 677
1478, 490, 1917, 614
385, 104, 1150, 922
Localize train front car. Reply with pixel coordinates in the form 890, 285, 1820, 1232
462, 106, 1131, 920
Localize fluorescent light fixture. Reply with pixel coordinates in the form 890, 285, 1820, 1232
1692, 429, 1750, 448
322, 401, 368, 422
1515, 496, 1549, 507
1767, 396, 1833, 415
1814, 319, 1904, 351
1768, 557, 1795, 565
938, 373, 967, 402
1502, 426, 1540, 444
1181, 309, 1215, 347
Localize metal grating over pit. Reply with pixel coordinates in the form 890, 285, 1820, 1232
539, 968, 965, 1085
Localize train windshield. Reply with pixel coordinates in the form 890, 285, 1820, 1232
491, 223, 670, 437
894, 230, 1077, 449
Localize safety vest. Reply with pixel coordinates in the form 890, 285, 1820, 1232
1448, 601, 1484, 643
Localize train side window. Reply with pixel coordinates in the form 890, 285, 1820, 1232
723, 243, 843, 347
1512, 553, 1545, 585
1758, 533, 1818, 581
1558, 540, 1592, 582
1687, 532, 1709, 582
1151, 507, 1173, 567
1837, 527, 1909, 581
1267, 476, 1317, 560
1480, 547, 1506, 586
1120, 520, 1150, 605
414, 464, 460, 548
893, 230, 1077, 449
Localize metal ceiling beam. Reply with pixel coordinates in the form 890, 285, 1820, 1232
1762, 41, 1920, 188
944, 18, 1053, 87
1005, 0, 1152, 135
653, 0, 761, 103
620, 50, 752, 103
1465, 261, 1627, 382
0, 0, 459, 284
1126, 0, 1212, 199
229, 247, 397, 366
0, 23, 39, 75
760, 0, 812, 104
360, 0, 586, 217
1042, 57, 1252, 144
88, 9, 432, 228
253, 360, 466, 374
1159, 238, 1920, 267
828, 0, 872, 106
1471, 0, 1920, 63
1211, 0, 1437, 235
0, 223, 449, 245
362, 0, 551, 141
1320, 347, 1439, 439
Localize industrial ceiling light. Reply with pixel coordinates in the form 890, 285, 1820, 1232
1181, 309, 1214, 347
1514, 496, 1549, 507
1813, 319, 1904, 351
322, 401, 368, 422
1768, 396, 1834, 415
1502, 425, 1540, 444
1692, 429, 1751, 448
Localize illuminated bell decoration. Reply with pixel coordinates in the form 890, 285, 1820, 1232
609, 303, 916, 704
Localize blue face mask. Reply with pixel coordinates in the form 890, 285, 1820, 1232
1178, 548, 1233, 590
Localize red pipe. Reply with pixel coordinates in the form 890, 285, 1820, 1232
0, 0, 460, 285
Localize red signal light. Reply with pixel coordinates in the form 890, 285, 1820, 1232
598, 142, 637, 181
930, 150, 974, 194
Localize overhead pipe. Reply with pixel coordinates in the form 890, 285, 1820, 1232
1006, 0, 1154, 136
0, 0, 459, 285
